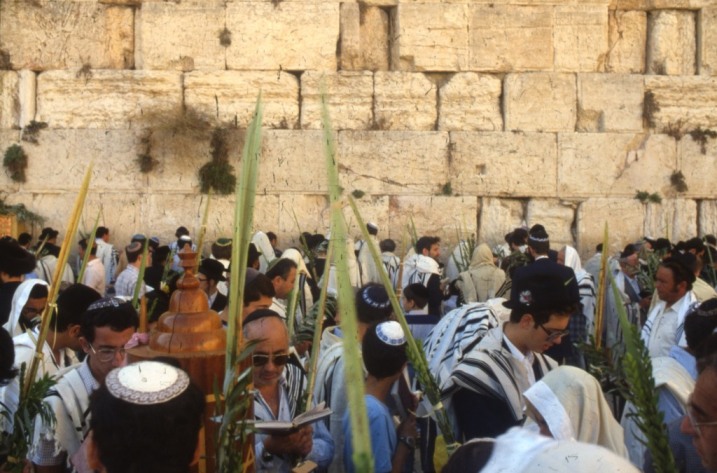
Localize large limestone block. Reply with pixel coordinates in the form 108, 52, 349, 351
146, 128, 215, 192
504, 73, 577, 132
0, 130, 21, 191
339, 4, 390, 71
577, 198, 645, 257
206, 194, 281, 242
277, 195, 331, 239
477, 197, 525, 248
36, 71, 182, 129
374, 72, 437, 131
557, 133, 676, 198
225, 2, 339, 71
646, 10, 696, 75
577, 74, 644, 132
0, 2, 133, 70
702, 7, 717, 76
526, 199, 577, 249
343, 195, 391, 243
606, 10, 646, 74
554, 6, 609, 72
388, 196, 478, 259
184, 71, 299, 129
337, 131, 449, 195
259, 130, 328, 194
699, 200, 717, 237
610, 0, 713, 8
438, 73, 502, 131
300, 72, 373, 130
392, 4, 469, 71
19, 130, 145, 193
643, 199, 697, 243
136, 1, 227, 71
469, 5, 553, 72
147, 194, 203, 244
677, 135, 717, 198
646, 76, 717, 130
449, 132, 558, 197
0, 72, 19, 129
18, 71, 36, 128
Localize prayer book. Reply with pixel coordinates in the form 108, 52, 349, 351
252, 402, 332, 434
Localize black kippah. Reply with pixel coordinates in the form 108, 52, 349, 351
242, 308, 282, 327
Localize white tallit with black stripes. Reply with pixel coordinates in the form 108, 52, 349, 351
441, 324, 557, 424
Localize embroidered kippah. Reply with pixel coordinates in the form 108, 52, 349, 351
360, 285, 391, 309
87, 297, 125, 311
376, 321, 406, 346
105, 361, 190, 405
126, 241, 143, 254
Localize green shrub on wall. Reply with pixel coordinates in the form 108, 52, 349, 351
3, 144, 28, 183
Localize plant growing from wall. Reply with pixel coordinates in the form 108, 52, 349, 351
198, 128, 237, 195
643, 91, 660, 129
135, 131, 158, 173
670, 171, 688, 193
689, 128, 717, 155
21, 121, 47, 144
3, 145, 28, 183
351, 189, 365, 199
0, 194, 44, 226
635, 190, 662, 204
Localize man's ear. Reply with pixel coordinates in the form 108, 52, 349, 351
68, 324, 81, 339
79, 336, 91, 355
86, 430, 104, 472
518, 313, 534, 329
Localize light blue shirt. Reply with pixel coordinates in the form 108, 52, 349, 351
343, 395, 396, 473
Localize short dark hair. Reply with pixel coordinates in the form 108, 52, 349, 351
0, 327, 17, 386
175, 226, 189, 238
244, 273, 275, 307
416, 236, 440, 254
79, 238, 98, 256
265, 258, 297, 281
595, 243, 603, 253
28, 284, 48, 300
80, 299, 139, 343
527, 224, 549, 254
362, 322, 407, 379
53, 284, 102, 332
705, 234, 717, 247
211, 239, 232, 260
266, 231, 277, 243
686, 298, 717, 357
510, 228, 528, 247
356, 284, 393, 324
685, 237, 706, 254
403, 283, 428, 309
660, 256, 696, 291
89, 364, 205, 473
96, 227, 109, 238
126, 242, 143, 263
18, 233, 32, 246
367, 224, 378, 236
379, 239, 396, 253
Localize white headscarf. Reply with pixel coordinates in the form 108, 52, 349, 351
523, 366, 628, 458
251, 231, 276, 273
280, 248, 310, 278
3, 279, 49, 337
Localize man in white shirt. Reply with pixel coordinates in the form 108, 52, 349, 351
265, 258, 297, 320
78, 238, 105, 296
642, 255, 697, 359
94, 227, 117, 293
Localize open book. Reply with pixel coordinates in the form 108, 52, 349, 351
252, 402, 332, 434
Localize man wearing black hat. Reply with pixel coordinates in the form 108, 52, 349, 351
198, 258, 228, 312
442, 265, 579, 441
0, 239, 36, 326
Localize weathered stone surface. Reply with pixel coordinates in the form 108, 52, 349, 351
469, 6, 553, 72
0, 72, 19, 129
577, 74, 644, 132
554, 6, 609, 72
225, 2, 339, 71
388, 195, 479, 259
259, 131, 329, 194
557, 133, 677, 198
526, 199, 577, 249
36, 71, 182, 129
606, 10, 647, 74
699, 200, 717, 238
277, 195, 331, 239
205, 194, 281, 244
0, 130, 21, 191
0, 2, 133, 70
477, 197, 525, 247
300, 72, 373, 130
677, 134, 717, 198
339, 4, 390, 71
643, 199, 697, 244
337, 131, 449, 195
184, 71, 299, 129
504, 73, 577, 132
146, 129, 214, 192
610, 0, 713, 9
136, 1, 227, 71
343, 195, 391, 243
449, 132, 558, 197
438, 73, 502, 131
701, 7, 717, 76
646, 10, 696, 75
18, 71, 35, 128
392, 4, 469, 71
577, 198, 645, 257
646, 76, 717, 130
374, 72, 437, 131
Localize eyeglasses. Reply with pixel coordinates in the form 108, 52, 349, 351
252, 353, 289, 367
686, 396, 717, 436
88, 342, 127, 363
539, 325, 570, 342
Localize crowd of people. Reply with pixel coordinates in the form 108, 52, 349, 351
1, 220, 717, 473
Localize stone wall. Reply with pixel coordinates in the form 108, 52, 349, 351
1, 0, 717, 261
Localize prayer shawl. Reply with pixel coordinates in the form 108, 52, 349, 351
445, 240, 472, 282
692, 276, 717, 302
641, 291, 696, 358
523, 366, 628, 458
31, 364, 91, 463
251, 231, 276, 273
441, 325, 557, 430
95, 238, 117, 287
280, 248, 315, 328
3, 279, 48, 337
36, 255, 74, 286
356, 235, 382, 285
322, 237, 360, 295
621, 355, 695, 468
455, 244, 506, 304
563, 246, 597, 338
482, 427, 639, 473
402, 254, 440, 289
380, 251, 400, 290
604, 270, 641, 362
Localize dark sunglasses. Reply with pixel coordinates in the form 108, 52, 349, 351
252, 353, 290, 367
539, 325, 570, 342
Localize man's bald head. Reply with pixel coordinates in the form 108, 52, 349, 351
243, 315, 289, 344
